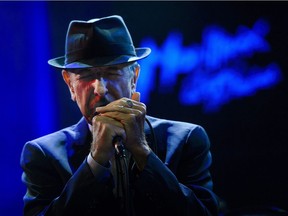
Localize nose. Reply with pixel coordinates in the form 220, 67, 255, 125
92, 77, 108, 96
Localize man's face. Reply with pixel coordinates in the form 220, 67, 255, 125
62, 63, 139, 124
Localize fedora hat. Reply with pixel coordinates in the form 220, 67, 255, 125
48, 15, 151, 69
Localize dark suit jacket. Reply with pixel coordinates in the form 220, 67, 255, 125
20, 116, 219, 215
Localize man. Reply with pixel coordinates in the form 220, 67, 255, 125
20, 15, 219, 215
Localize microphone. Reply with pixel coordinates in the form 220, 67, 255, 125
113, 136, 126, 157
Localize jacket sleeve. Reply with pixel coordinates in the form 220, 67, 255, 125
20, 141, 115, 216
133, 125, 219, 216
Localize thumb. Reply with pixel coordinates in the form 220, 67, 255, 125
131, 92, 140, 102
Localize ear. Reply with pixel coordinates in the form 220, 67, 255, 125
62, 70, 76, 101
131, 64, 140, 92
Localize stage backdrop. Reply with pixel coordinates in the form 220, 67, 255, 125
1, 2, 287, 215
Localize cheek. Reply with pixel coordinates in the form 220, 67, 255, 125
74, 85, 91, 108
109, 80, 133, 97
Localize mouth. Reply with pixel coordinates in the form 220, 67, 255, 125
91, 98, 110, 118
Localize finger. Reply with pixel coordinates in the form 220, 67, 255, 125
99, 108, 134, 120
92, 114, 124, 128
96, 98, 146, 113
92, 115, 126, 141
132, 92, 140, 102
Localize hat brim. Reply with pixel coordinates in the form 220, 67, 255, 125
48, 47, 151, 69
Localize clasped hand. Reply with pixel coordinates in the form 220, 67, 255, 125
90, 92, 151, 170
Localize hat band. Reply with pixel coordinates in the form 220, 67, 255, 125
65, 43, 136, 65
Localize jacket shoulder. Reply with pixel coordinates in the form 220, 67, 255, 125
146, 115, 211, 155
146, 115, 204, 133
20, 118, 90, 175
26, 117, 89, 150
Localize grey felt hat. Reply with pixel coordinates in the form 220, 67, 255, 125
48, 15, 151, 69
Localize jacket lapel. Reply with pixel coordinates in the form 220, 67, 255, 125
67, 117, 92, 173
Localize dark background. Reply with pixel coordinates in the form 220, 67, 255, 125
1, 1, 287, 215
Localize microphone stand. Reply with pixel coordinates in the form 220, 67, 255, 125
114, 136, 132, 216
